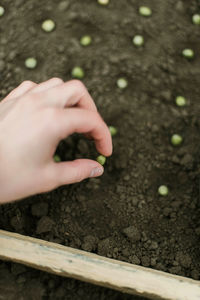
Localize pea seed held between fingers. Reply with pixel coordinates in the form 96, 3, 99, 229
97, 155, 106, 166
71, 67, 85, 79
25, 57, 37, 69
171, 134, 183, 146
42, 19, 56, 32
54, 155, 61, 162
158, 185, 169, 196
175, 96, 186, 107
0, 6, 5, 16
139, 6, 152, 17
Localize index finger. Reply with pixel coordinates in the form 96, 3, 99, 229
56, 108, 112, 156
40, 80, 97, 112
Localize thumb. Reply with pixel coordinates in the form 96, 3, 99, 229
53, 159, 104, 186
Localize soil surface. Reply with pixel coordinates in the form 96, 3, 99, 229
0, 0, 200, 299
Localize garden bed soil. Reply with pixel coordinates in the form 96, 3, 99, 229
0, 0, 200, 299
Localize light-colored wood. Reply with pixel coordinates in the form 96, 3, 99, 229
0, 230, 199, 300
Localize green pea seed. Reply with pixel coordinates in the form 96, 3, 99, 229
171, 134, 183, 146
182, 49, 194, 59
139, 6, 152, 17
133, 35, 144, 47
25, 57, 37, 69
54, 155, 61, 162
42, 19, 56, 32
109, 126, 117, 136
117, 78, 128, 89
175, 96, 187, 107
0, 6, 5, 16
158, 185, 169, 196
192, 14, 200, 25
97, 155, 106, 165
98, 0, 109, 5
80, 35, 92, 46
71, 66, 85, 79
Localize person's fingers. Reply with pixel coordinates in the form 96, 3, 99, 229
51, 159, 104, 186
56, 108, 112, 156
39, 80, 97, 111
3, 81, 37, 102
30, 77, 63, 94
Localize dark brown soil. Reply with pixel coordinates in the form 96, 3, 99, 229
1, 0, 200, 299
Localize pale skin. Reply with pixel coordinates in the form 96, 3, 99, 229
0, 78, 112, 204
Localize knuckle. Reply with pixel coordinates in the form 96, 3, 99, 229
50, 77, 63, 85
70, 79, 85, 91
20, 80, 36, 89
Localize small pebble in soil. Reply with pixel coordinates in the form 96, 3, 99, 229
192, 14, 200, 25
54, 155, 61, 162
123, 226, 141, 242
171, 134, 183, 146
182, 48, 194, 59
25, 57, 37, 69
97, 155, 106, 165
0, 6, 5, 16
109, 126, 117, 136
117, 78, 128, 89
58, 1, 70, 11
36, 216, 54, 234
41, 19, 56, 32
80, 35, 92, 46
175, 95, 187, 107
158, 185, 169, 196
71, 66, 84, 79
139, 6, 152, 17
98, 0, 109, 5
132, 35, 144, 47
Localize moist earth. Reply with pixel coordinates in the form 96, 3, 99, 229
0, 0, 200, 299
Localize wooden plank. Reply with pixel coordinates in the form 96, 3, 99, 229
0, 230, 199, 300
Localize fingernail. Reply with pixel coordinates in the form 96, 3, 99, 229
90, 167, 104, 178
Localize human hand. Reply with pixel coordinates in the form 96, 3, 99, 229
0, 78, 112, 204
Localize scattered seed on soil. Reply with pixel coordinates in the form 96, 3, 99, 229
54, 155, 61, 162
0, 6, 5, 16
97, 155, 106, 165
192, 14, 200, 25
133, 35, 144, 47
139, 6, 152, 17
171, 134, 183, 146
117, 78, 128, 89
175, 96, 187, 107
182, 49, 194, 59
42, 19, 56, 32
158, 185, 169, 196
71, 66, 85, 79
25, 57, 37, 69
109, 126, 117, 136
98, 0, 109, 5
80, 35, 92, 46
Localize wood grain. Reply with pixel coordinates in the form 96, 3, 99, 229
0, 230, 199, 300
